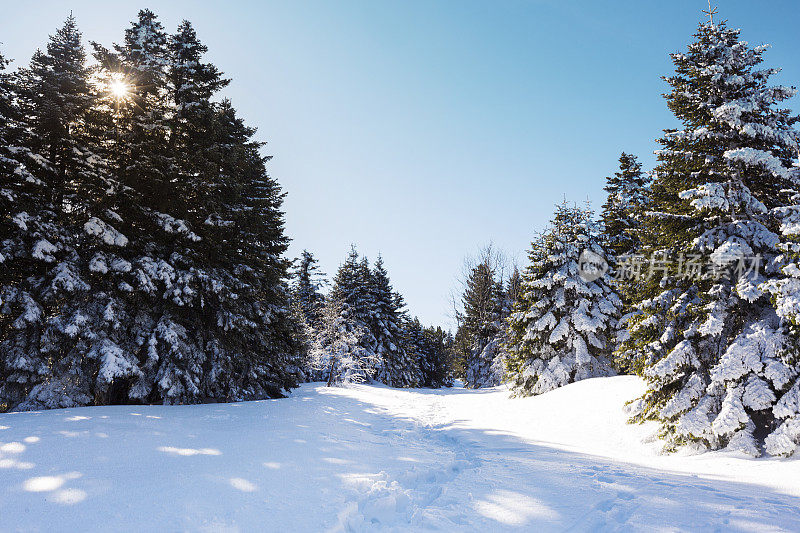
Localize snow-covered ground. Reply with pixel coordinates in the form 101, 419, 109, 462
1, 376, 799, 532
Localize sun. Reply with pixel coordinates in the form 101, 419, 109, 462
107, 74, 131, 101
109, 79, 130, 100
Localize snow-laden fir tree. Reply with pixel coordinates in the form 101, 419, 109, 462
412, 320, 454, 388
0, 47, 53, 410
327, 247, 376, 347
0, 16, 117, 410
95, 11, 299, 405
312, 291, 378, 386
600, 153, 650, 260
401, 316, 426, 386
290, 250, 327, 379
763, 204, 800, 455
460, 256, 506, 388
370, 256, 420, 387
291, 250, 327, 330
600, 153, 651, 373
310, 246, 379, 382
623, 18, 800, 456
505, 267, 522, 309
77, 11, 210, 406
483, 268, 522, 386
192, 100, 303, 402
506, 202, 621, 396
310, 247, 421, 387
85, 10, 182, 406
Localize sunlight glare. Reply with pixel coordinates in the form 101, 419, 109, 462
108, 75, 130, 100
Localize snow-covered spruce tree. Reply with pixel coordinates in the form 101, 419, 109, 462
328, 248, 376, 345
313, 291, 378, 386
624, 19, 800, 456
168, 20, 300, 400
86, 10, 186, 405
505, 267, 522, 309
482, 267, 522, 386
98, 11, 299, 404
460, 257, 505, 387
147, 14, 300, 402
0, 16, 124, 410
763, 201, 800, 455
0, 47, 56, 410
600, 153, 651, 373
401, 316, 426, 387
411, 320, 454, 388
506, 202, 621, 396
289, 250, 327, 380
193, 100, 303, 401
291, 249, 327, 331
600, 153, 650, 260
86, 10, 220, 405
370, 256, 420, 387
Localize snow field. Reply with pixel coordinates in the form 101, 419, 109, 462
0, 376, 799, 531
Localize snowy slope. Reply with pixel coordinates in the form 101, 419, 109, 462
1, 376, 799, 532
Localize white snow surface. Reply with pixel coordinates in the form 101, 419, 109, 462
1, 376, 799, 532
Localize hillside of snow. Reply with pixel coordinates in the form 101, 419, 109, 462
1, 376, 799, 531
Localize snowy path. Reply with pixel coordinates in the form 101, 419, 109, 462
1, 377, 800, 531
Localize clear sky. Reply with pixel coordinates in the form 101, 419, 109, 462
1, 1, 798, 328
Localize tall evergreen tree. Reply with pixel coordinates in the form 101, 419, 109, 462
417, 322, 454, 388
0, 47, 54, 410
623, 18, 800, 455
0, 16, 119, 410
506, 202, 621, 396
600, 153, 650, 259
290, 249, 327, 379
460, 257, 505, 387
312, 287, 377, 385
321, 247, 377, 374
505, 267, 522, 309
22, 14, 95, 215
601, 153, 652, 373
194, 100, 301, 402
402, 316, 427, 386
370, 256, 419, 387
291, 250, 327, 330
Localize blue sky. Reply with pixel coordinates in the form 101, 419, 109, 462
2, 1, 798, 328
